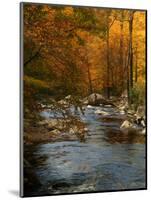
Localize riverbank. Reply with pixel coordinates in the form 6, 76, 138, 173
24, 113, 88, 145
24, 94, 146, 146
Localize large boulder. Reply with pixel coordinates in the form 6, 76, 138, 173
87, 93, 106, 106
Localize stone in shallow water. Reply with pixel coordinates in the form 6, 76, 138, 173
120, 110, 125, 115
87, 105, 94, 109
120, 120, 133, 129
104, 105, 112, 108
94, 110, 109, 116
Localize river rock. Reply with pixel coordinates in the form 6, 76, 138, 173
87, 105, 94, 109
120, 119, 146, 136
127, 109, 135, 115
134, 117, 146, 128
82, 97, 89, 105
87, 93, 106, 106
140, 119, 146, 128
40, 103, 47, 108
120, 120, 133, 129
94, 109, 109, 116
58, 99, 68, 105
94, 109, 102, 114
140, 128, 146, 135
65, 95, 72, 100
84, 127, 88, 132
136, 106, 145, 118
119, 110, 125, 115
104, 105, 112, 108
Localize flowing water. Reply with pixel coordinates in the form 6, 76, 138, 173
27, 105, 146, 195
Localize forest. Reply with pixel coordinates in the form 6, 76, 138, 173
24, 5, 146, 111
23, 4, 146, 196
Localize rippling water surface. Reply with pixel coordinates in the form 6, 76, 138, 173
29, 105, 146, 195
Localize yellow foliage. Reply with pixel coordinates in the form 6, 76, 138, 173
63, 7, 73, 16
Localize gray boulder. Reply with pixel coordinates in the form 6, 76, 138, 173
87, 93, 106, 106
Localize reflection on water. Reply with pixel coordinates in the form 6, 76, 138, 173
105, 129, 145, 144
27, 105, 146, 195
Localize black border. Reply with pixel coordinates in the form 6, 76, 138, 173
20, 2, 147, 198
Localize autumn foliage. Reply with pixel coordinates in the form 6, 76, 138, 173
23, 4, 146, 111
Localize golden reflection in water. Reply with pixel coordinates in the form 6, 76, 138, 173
105, 129, 145, 144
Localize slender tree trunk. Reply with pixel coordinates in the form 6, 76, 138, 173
87, 64, 93, 94
86, 45, 93, 94
127, 11, 135, 105
120, 12, 124, 91
126, 46, 130, 104
106, 16, 110, 99
129, 12, 135, 91
135, 47, 138, 82
110, 65, 114, 88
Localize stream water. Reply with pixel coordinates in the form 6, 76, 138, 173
27, 105, 146, 195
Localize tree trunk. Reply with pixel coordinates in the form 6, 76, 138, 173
106, 15, 110, 99
135, 47, 138, 82
126, 47, 130, 104
87, 64, 93, 94
127, 11, 135, 105
120, 12, 124, 91
129, 12, 135, 91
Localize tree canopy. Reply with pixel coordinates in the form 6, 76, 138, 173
23, 4, 146, 111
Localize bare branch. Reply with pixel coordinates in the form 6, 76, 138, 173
109, 17, 116, 30
24, 46, 42, 66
